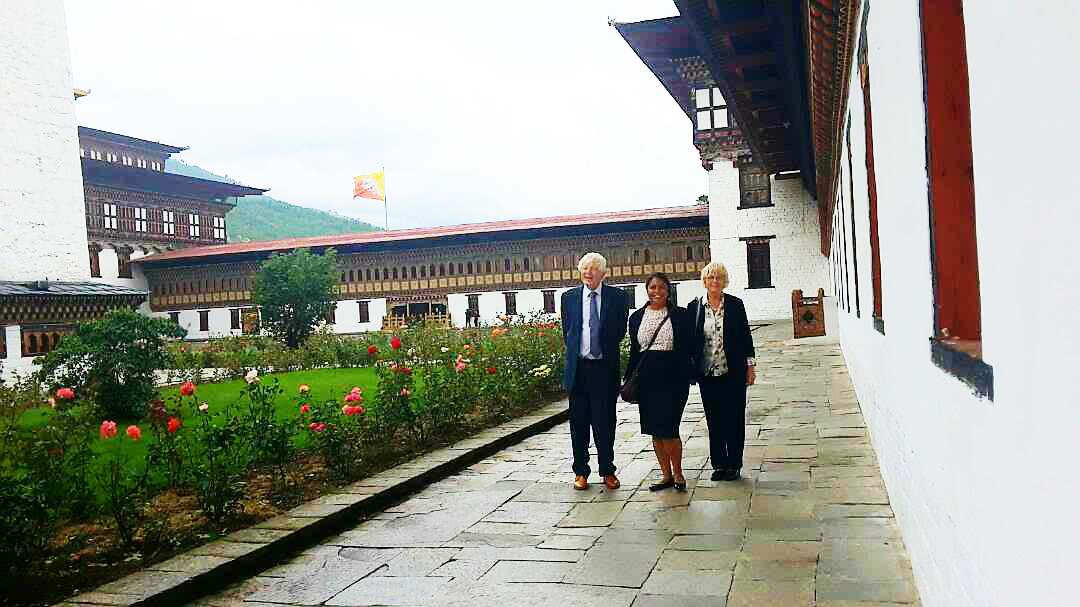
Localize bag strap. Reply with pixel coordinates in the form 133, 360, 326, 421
628, 312, 669, 377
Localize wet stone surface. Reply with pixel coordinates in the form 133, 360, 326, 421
197, 323, 921, 606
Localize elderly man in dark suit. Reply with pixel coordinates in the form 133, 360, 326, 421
561, 252, 628, 491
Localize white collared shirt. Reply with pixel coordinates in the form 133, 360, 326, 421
580, 284, 602, 358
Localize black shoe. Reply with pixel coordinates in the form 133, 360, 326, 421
723, 468, 741, 482
710, 468, 727, 481
649, 479, 675, 491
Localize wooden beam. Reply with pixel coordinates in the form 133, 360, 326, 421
728, 52, 777, 68
734, 78, 784, 92
714, 19, 771, 36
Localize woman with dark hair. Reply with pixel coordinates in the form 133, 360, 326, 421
625, 272, 693, 491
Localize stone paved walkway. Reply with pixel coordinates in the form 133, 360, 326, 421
197, 324, 920, 607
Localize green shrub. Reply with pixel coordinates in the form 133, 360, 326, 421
36, 309, 185, 418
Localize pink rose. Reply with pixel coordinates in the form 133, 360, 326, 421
100, 420, 117, 439
300, 404, 311, 414
344, 391, 362, 402
56, 387, 75, 400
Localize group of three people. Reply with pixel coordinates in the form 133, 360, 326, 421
561, 252, 756, 491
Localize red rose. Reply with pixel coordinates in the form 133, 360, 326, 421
487, 367, 497, 374
56, 387, 75, 400
390, 336, 402, 350
367, 345, 378, 355
166, 417, 182, 433
300, 404, 311, 414
179, 381, 196, 396
126, 425, 142, 441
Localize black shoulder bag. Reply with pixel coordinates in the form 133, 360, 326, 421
619, 313, 670, 404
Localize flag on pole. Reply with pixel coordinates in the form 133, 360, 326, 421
353, 172, 385, 201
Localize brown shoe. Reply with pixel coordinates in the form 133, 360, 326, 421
573, 475, 588, 490
603, 475, 621, 490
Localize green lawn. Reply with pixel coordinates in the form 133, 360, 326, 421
17, 367, 382, 466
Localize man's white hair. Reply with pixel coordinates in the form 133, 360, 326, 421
577, 252, 608, 273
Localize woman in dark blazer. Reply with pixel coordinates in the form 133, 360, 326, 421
686, 261, 757, 482
626, 272, 693, 491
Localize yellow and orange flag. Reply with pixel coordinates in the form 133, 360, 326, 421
353, 172, 385, 201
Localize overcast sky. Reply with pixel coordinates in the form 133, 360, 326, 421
65, 1, 706, 230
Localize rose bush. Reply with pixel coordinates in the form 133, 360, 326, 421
1, 314, 564, 593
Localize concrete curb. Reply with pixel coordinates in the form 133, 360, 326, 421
56, 400, 569, 607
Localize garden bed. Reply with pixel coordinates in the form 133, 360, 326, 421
2, 319, 564, 606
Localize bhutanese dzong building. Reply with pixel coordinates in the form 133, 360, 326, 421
613, 1, 1080, 605
132, 205, 712, 338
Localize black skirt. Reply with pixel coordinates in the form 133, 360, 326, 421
637, 350, 690, 439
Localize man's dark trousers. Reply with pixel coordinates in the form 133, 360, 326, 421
569, 358, 617, 478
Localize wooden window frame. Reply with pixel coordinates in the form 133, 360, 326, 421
503, 292, 517, 316
198, 310, 209, 332
859, 8, 884, 334
920, 0, 992, 399
742, 236, 775, 289
542, 290, 556, 314
737, 158, 773, 209
358, 300, 370, 323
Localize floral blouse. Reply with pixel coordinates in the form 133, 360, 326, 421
701, 297, 728, 376
637, 307, 674, 351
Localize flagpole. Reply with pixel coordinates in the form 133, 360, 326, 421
382, 166, 388, 231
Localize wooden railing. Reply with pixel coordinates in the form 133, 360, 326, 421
381, 313, 452, 331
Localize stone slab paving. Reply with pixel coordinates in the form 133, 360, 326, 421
194, 323, 921, 607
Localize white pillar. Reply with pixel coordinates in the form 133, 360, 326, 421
5, 325, 21, 360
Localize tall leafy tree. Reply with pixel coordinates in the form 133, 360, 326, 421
253, 248, 338, 348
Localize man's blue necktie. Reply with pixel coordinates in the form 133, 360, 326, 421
589, 291, 601, 358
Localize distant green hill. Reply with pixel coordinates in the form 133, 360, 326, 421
166, 159, 381, 243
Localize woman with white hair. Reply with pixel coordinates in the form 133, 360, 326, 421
686, 261, 757, 482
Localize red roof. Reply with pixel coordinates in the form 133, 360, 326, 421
136, 204, 709, 264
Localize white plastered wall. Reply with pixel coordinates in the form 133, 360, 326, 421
0, 0, 89, 282
707, 162, 829, 320
831, 3, 1080, 606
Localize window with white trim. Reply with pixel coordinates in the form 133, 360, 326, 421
213, 216, 226, 240
134, 207, 147, 232
106, 152, 118, 162
90, 149, 102, 161
122, 155, 132, 166
79, 147, 85, 158
163, 210, 175, 235
695, 87, 729, 131
137, 158, 147, 168
189, 213, 200, 237
151, 161, 161, 171
103, 203, 118, 230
